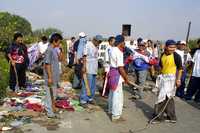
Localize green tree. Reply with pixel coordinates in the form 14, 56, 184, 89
0, 12, 32, 51
33, 27, 63, 39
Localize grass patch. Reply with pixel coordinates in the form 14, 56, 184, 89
0, 52, 9, 99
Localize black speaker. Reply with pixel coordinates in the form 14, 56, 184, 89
122, 24, 131, 36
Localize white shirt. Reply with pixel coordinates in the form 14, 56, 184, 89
38, 41, 49, 54
84, 42, 99, 75
109, 47, 124, 82
192, 50, 200, 77
104, 45, 112, 72
175, 49, 192, 66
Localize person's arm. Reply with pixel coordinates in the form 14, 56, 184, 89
44, 64, 53, 86
175, 53, 183, 88
118, 66, 129, 84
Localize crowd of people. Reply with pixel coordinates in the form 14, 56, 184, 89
6, 32, 200, 123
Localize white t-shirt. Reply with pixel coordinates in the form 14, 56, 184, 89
104, 45, 112, 72
109, 47, 124, 82
192, 50, 200, 77
84, 42, 99, 75
38, 41, 49, 54
175, 49, 192, 66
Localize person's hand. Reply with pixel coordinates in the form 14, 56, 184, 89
176, 79, 181, 88
82, 66, 86, 73
48, 78, 53, 86
11, 60, 15, 66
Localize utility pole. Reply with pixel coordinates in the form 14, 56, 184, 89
186, 21, 191, 44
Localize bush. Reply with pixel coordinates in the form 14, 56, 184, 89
0, 52, 9, 99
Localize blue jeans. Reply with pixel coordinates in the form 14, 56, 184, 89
80, 74, 96, 104
44, 85, 57, 117
176, 67, 187, 98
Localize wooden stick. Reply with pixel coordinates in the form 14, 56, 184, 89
102, 73, 108, 96
83, 73, 91, 96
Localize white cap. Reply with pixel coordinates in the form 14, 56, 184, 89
180, 40, 186, 44
143, 39, 148, 43
79, 32, 86, 37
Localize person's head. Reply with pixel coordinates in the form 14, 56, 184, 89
177, 40, 186, 50
71, 37, 76, 42
108, 36, 115, 46
147, 40, 153, 47
137, 37, 143, 44
130, 40, 134, 45
138, 40, 146, 51
92, 35, 103, 47
41, 36, 48, 44
79, 32, 86, 38
114, 35, 125, 50
49, 33, 63, 47
13, 32, 23, 44
197, 39, 200, 48
165, 40, 177, 55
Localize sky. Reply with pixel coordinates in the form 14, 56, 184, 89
0, 0, 200, 40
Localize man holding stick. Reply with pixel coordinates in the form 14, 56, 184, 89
80, 35, 103, 107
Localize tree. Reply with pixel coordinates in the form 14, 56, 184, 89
33, 28, 63, 39
0, 12, 32, 51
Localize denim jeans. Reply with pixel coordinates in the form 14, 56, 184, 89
44, 85, 57, 117
135, 70, 148, 98
80, 74, 97, 104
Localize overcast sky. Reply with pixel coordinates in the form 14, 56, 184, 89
0, 0, 200, 40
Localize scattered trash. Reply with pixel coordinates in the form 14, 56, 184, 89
0, 126, 12, 131
10, 120, 23, 128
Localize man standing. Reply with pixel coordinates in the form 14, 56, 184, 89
7, 32, 29, 91
80, 35, 103, 106
72, 32, 87, 89
153, 40, 182, 123
185, 39, 200, 103
175, 41, 192, 98
43, 33, 63, 118
132, 39, 151, 99
100, 36, 115, 97
108, 35, 131, 122
68, 37, 76, 68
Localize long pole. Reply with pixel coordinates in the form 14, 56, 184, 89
186, 21, 191, 44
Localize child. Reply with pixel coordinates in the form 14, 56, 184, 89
43, 33, 63, 118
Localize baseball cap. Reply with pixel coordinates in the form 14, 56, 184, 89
180, 40, 186, 45
94, 35, 103, 42
114, 35, 125, 46
165, 39, 176, 46
79, 32, 86, 37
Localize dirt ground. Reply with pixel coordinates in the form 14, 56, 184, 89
5, 85, 200, 133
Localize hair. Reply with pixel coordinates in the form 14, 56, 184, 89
108, 36, 115, 43
49, 33, 63, 43
13, 32, 23, 41
41, 36, 48, 42
197, 38, 200, 44
71, 37, 75, 40
147, 39, 153, 44
137, 38, 143, 44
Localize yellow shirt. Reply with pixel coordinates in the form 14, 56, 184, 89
161, 54, 176, 74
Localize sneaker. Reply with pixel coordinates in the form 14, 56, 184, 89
88, 100, 96, 105
164, 119, 177, 123
112, 117, 126, 123
150, 120, 161, 124
80, 103, 89, 108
